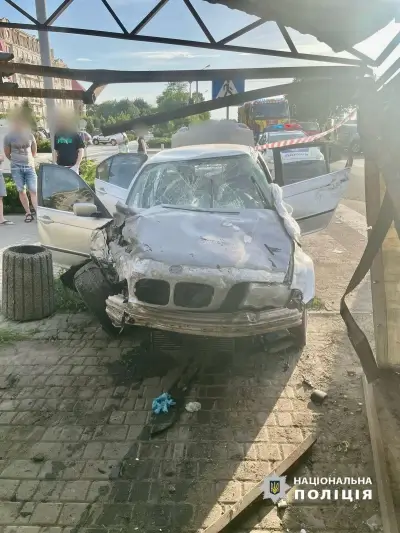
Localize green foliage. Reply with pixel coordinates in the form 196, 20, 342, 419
80, 159, 97, 189
0, 329, 28, 345
153, 82, 210, 137
54, 277, 86, 313
37, 139, 52, 153
86, 84, 209, 139
146, 137, 171, 148
3, 175, 23, 214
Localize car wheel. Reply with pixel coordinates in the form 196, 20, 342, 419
74, 261, 118, 335
93, 139, 99, 145
289, 306, 307, 348
111, 139, 117, 146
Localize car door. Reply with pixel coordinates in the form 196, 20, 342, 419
37, 164, 112, 267
282, 167, 350, 234
257, 153, 349, 235
94, 153, 148, 214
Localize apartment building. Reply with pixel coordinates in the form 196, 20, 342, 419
0, 19, 75, 126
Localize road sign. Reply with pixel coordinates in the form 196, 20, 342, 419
212, 78, 245, 100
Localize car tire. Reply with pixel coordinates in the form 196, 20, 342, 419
111, 139, 117, 146
93, 139, 99, 145
74, 261, 118, 335
289, 306, 307, 349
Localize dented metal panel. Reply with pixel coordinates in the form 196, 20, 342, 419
106, 294, 302, 337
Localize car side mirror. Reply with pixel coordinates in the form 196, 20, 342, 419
73, 203, 98, 217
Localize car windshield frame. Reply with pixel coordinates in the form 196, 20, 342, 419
126, 153, 274, 211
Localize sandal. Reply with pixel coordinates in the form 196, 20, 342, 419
0, 220, 14, 226
24, 213, 34, 223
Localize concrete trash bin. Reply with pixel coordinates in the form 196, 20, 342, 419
2, 245, 55, 321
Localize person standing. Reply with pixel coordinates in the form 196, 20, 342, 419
53, 114, 84, 173
3, 113, 37, 223
137, 135, 147, 154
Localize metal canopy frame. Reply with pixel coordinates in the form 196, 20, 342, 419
1, 0, 379, 67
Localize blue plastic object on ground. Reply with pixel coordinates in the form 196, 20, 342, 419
152, 393, 176, 414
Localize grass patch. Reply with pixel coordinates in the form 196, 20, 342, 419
54, 278, 86, 313
307, 297, 325, 310
0, 330, 28, 345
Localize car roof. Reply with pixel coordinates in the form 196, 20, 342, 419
148, 144, 255, 163
267, 130, 305, 136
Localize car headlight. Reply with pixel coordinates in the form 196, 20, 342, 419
239, 283, 291, 310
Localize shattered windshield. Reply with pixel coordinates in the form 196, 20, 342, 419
127, 154, 273, 210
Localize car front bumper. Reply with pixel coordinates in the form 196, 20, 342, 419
106, 294, 302, 337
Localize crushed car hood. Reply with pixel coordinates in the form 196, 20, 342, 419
118, 205, 293, 274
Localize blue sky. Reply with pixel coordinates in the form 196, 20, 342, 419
2, 0, 400, 118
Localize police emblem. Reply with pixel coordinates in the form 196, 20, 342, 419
262, 475, 291, 503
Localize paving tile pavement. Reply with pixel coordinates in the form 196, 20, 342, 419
0, 312, 379, 532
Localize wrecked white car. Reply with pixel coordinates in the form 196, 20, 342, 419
36, 124, 349, 346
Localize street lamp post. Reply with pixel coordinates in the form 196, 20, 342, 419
35, 0, 56, 155
195, 64, 210, 103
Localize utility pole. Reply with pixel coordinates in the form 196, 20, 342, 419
195, 64, 210, 104
35, 0, 56, 157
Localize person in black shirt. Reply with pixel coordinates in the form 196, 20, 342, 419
137, 136, 147, 154
53, 114, 85, 174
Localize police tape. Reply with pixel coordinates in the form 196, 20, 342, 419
255, 109, 356, 151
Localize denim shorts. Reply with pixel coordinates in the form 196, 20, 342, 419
11, 164, 37, 193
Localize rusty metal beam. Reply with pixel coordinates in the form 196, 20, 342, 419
102, 78, 354, 135
0, 86, 86, 101
347, 47, 376, 66
0, 21, 366, 66
277, 23, 297, 54
218, 19, 267, 45
376, 30, 400, 67
5, 0, 40, 25
45, 0, 75, 26
130, 0, 170, 35
100, 0, 128, 34
0, 62, 369, 84
182, 0, 215, 43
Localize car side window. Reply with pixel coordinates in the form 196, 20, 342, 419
109, 154, 148, 189
41, 165, 95, 212
96, 158, 112, 183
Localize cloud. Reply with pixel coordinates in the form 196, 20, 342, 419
76, 57, 92, 62
116, 50, 219, 60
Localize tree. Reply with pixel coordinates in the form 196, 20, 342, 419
132, 98, 153, 116
154, 82, 210, 137
85, 84, 210, 138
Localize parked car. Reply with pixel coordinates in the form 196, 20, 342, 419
257, 129, 326, 181
79, 131, 92, 146
297, 121, 320, 136
92, 132, 126, 146
36, 121, 349, 345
